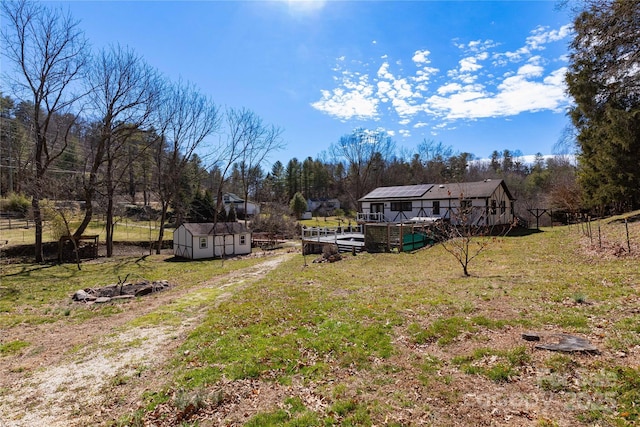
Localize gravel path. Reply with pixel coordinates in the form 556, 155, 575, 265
0, 253, 291, 427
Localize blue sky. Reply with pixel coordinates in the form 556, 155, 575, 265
50, 0, 574, 165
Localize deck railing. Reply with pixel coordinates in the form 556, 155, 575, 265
356, 212, 387, 223
301, 225, 363, 240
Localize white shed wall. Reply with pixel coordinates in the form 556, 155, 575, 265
173, 225, 193, 259
173, 226, 252, 260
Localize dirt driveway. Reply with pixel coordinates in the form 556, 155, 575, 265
0, 253, 292, 427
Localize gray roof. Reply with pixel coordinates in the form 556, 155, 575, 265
223, 193, 244, 204
359, 184, 433, 201
425, 179, 513, 200
359, 179, 513, 202
181, 222, 249, 236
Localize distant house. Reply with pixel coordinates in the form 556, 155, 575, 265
173, 222, 252, 260
358, 179, 515, 226
307, 198, 341, 215
223, 193, 260, 218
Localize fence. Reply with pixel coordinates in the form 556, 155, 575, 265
363, 222, 436, 253
574, 215, 636, 255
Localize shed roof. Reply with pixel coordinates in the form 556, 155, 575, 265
181, 222, 248, 236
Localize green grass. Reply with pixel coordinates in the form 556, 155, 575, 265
452, 346, 530, 383
4, 219, 640, 426
245, 397, 321, 426
0, 339, 30, 356
173, 276, 396, 387
0, 217, 171, 247
143, 223, 639, 424
0, 253, 264, 328
408, 315, 510, 346
298, 215, 354, 228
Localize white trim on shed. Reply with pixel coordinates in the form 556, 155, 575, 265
173, 222, 252, 260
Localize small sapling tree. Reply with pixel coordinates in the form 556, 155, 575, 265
437, 202, 513, 277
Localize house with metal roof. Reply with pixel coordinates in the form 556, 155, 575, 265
173, 222, 252, 259
358, 179, 515, 226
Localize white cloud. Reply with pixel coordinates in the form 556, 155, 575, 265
516, 63, 544, 78
459, 56, 483, 73
311, 71, 379, 120
499, 24, 572, 64
526, 24, 573, 50
437, 83, 462, 95
312, 23, 572, 129
412, 49, 432, 64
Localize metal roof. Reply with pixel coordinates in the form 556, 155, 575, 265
424, 179, 512, 200
359, 184, 433, 201
359, 179, 513, 202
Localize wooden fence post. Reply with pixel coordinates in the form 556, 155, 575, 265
625, 219, 631, 254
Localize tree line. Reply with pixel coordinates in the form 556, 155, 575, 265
1, 0, 638, 263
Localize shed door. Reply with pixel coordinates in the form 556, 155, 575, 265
225, 235, 234, 254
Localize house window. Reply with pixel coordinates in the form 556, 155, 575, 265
432, 201, 440, 215
371, 203, 384, 213
199, 237, 207, 249
240, 235, 246, 245
490, 200, 497, 214
390, 201, 412, 212
502, 201, 507, 214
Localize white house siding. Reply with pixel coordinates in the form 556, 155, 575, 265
358, 180, 514, 226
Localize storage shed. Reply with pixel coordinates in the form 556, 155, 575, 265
173, 222, 251, 260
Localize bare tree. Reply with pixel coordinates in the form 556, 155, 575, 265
437, 203, 513, 277
77, 44, 162, 256
1, 0, 88, 261
330, 128, 395, 209
229, 108, 283, 224
154, 79, 221, 254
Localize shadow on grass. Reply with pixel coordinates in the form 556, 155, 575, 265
163, 255, 225, 263
1, 262, 58, 277
505, 227, 545, 237
0, 286, 20, 297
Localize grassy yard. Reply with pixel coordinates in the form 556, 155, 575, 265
1, 216, 639, 426
299, 216, 355, 228
0, 217, 171, 247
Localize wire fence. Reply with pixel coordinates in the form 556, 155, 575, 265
573, 215, 637, 256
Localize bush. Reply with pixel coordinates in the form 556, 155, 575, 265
252, 203, 298, 239
3, 193, 30, 216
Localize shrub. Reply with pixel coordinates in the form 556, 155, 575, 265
4, 193, 30, 216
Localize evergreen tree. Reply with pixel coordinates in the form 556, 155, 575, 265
289, 191, 307, 219
566, 0, 640, 212
227, 202, 237, 222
